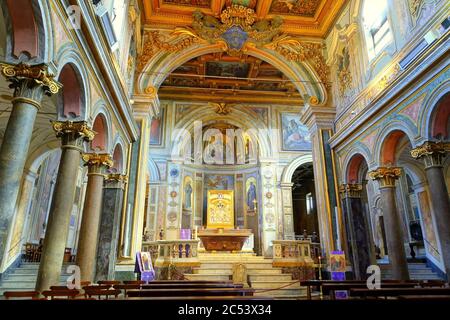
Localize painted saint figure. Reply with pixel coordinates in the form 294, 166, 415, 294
247, 181, 256, 211
184, 181, 193, 209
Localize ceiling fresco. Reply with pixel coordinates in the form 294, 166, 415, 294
158, 52, 300, 103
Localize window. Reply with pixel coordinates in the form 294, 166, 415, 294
362, 0, 393, 61
306, 193, 314, 215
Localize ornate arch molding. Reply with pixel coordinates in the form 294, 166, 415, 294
25, 141, 60, 173
418, 81, 450, 141
90, 103, 113, 153
372, 119, 419, 166
136, 6, 330, 104
55, 44, 91, 121
111, 135, 127, 173
148, 157, 161, 182
341, 146, 371, 183
0, 0, 53, 63
281, 154, 314, 183
138, 42, 327, 104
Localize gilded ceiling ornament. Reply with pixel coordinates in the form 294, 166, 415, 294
51, 120, 96, 141
210, 102, 232, 115
139, 4, 330, 89
265, 35, 330, 88
0, 62, 62, 95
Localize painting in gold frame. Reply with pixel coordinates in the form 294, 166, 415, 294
207, 190, 234, 229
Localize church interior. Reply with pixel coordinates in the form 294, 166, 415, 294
0, 0, 449, 302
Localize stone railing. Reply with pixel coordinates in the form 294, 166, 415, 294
143, 240, 200, 268
272, 240, 314, 267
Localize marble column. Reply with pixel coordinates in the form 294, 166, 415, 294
340, 184, 375, 280
94, 174, 127, 282
76, 153, 113, 282
369, 167, 409, 280
0, 63, 61, 267
280, 182, 295, 239
411, 141, 450, 281
35, 121, 95, 291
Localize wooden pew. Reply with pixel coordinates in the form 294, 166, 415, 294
126, 288, 254, 298
144, 280, 234, 284
300, 280, 421, 300
126, 296, 273, 301
113, 283, 243, 296
323, 283, 418, 300
42, 289, 80, 300
3, 291, 41, 300
84, 288, 121, 300
349, 287, 450, 299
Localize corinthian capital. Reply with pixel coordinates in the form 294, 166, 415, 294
0, 62, 62, 103
410, 141, 450, 168
82, 153, 114, 174
52, 121, 96, 141
339, 183, 363, 198
368, 167, 402, 188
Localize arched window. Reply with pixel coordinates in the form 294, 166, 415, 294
361, 0, 393, 61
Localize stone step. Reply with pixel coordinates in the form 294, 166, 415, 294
3, 274, 70, 282
247, 268, 282, 275
183, 274, 231, 281
248, 274, 292, 282
193, 268, 233, 275
254, 288, 307, 297
250, 280, 301, 290
197, 262, 274, 269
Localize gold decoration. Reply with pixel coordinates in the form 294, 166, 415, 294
82, 153, 114, 169
410, 141, 450, 168
137, 4, 329, 90
106, 173, 128, 183
51, 120, 96, 141
209, 102, 232, 115
339, 183, 363, 198
409, 0, 424, 19
368, 167, 402, 188
0, 62, 61, 95
265, 35, 330, 88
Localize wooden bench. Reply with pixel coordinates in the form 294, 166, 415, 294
349, 287, 450, 299
3, 291, 41, 300
126, 288, 254, 298
322, 283, 418, 300
97, 280, 121, 287
42, 289, 80, 300
84, 288, 121, 300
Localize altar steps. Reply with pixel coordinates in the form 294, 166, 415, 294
183, 253, 307, 299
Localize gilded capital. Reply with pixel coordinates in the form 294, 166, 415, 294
52, 121, 96, 142
410, 141, 450, 168
368, 167, 402, 188
106, 173, 128, 183
0, 62, 62, 100
82, 153, 114, 171
339, 183, 363, 198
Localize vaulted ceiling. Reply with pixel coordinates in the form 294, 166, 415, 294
139, 0, 346, 104
141, 0, 346, 37
158, 52, 302, 104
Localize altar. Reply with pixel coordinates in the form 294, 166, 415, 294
198, 190, 252, 252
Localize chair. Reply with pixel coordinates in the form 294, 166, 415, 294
3, 291, 40, 300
